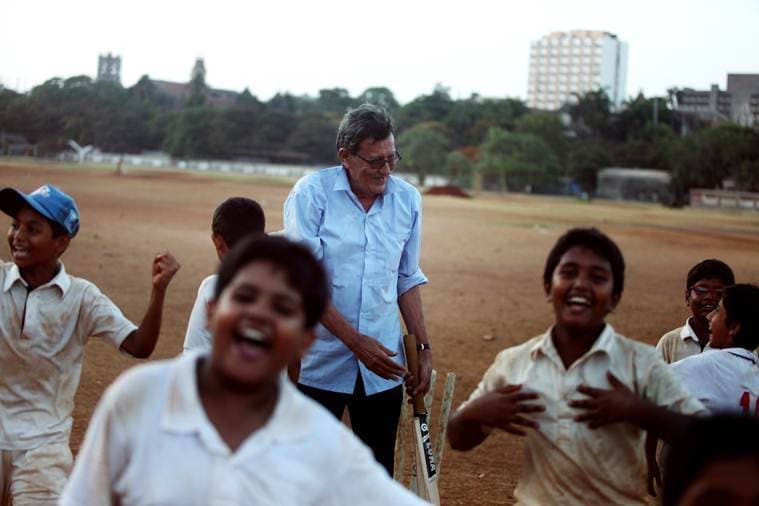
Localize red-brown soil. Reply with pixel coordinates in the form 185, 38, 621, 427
2, 162, 759, 505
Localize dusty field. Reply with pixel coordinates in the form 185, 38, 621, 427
2, 161, 759, 505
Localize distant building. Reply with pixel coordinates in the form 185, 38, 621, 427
527, 30, 628, 111
675, 74, 759, 127
97, 53, 121, 85
596, 168, 671, 203
150, 58, 238, 109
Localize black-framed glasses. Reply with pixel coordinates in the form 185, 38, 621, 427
354, 151, 402, 170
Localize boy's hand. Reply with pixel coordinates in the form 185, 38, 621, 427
465, 384, 545, 436
570, 372, 639, 428
152, 252, 180, 292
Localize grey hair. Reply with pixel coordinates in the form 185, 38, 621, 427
335, 103, 395, 154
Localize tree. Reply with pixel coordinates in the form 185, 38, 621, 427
566, 140, 612, 193
356, 87, 400, 112
565, 89, 613, 139
285, 112, 340, 164
444, 150, 475, 188
667, 123, 759, 204
515, 112, 568, 166
396, 122, 450, 186
396, 84, 454, 130
316, 88, 353, 115
477, 128, 560, 192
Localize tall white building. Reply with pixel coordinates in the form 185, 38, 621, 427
527, 31, 628, 111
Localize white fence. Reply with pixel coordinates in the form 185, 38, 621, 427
690, 189, 759, 211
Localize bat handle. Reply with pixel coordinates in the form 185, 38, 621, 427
403, 334, 427, 415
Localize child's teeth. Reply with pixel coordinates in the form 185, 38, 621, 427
241, 328, 265, 342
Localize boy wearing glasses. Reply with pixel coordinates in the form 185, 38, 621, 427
656, 259, 735, 364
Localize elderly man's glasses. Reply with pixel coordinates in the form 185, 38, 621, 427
354, 152, 402, 170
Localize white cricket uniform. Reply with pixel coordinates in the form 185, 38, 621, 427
656, 319, 703, 364
60, 353, 429, 506
671, 347, 759, 414
182, 274, 216, 354
0, 261, 136, 505
459, 324, 706, 506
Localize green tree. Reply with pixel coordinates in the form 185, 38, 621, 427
356, 87, 400, 112
477, 128, 560, 192
285, 112, 340, 163
444, 150, 475, 188
565, 89, 613, 139
515, 112, 568, 166
316, 88, 353, 115
396, 122, 450, 186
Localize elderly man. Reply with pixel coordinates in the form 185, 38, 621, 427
284, 104, 431, 475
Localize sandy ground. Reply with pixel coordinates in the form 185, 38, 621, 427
2, 161, 759, 504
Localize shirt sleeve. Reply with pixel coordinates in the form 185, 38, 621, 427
643, 352, 707, 416
59, 384, 128, 506
397, 190, 428, 296
458, 349, 511, 410
328, 432, 429, 506
655, 333, 673, 364
283, 185, 324, 261
82, 283, 138, 349
182, 277, 214, 354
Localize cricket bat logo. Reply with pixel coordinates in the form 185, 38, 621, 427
404, 334, 441, 505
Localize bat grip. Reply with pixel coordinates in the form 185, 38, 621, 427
403, 334, 427, 415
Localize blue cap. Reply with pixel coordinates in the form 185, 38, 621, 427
0, 184, 80, 237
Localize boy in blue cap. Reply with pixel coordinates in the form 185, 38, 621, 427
0, 184, 180, 505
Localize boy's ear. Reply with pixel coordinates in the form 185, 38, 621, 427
54, 235, 70, 258
295, 328, 316, 361
608, 293, 621, 312
211, 233, 228, 261
727, 321, 741, 343
543, 282, 552, 300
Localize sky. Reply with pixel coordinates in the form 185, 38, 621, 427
2, 0, 757, 104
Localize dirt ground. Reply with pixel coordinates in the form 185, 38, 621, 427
2, 161, 759, 505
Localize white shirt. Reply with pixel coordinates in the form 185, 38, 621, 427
0, 261, 136, 450
60, 353, 428, 506
182, 274, 216, 354
671, 347, 759, 414
656, 319, 703, 364
460, 324, 706, 506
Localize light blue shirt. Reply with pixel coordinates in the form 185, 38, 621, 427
284, 166, 428, 395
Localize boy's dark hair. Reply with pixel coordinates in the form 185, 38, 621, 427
211, 197, 265, 248
722, 283, 759, 350
543, 227, 626, 296
45, 216, 68, 238
336, 103, 395, 154
214, 235, 329, 329
686, 259, 735, 291
662, 415, 759, 506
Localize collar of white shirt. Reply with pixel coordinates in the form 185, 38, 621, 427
529, 323, 616, 366
2, 261, 70, 295
160, 354, 312, 451
720, 347, 758, 364
332, 165, 402, 197
680, 319, 699, 342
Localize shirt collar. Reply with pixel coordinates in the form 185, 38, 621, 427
723, 347, 758, 364
530, 323, 616, 364
332, 165, 401, 196
161, 353, 311, 444
2, 261, 70, 295
680, 319, 699, 342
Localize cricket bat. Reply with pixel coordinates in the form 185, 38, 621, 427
403, 334, 440, 505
